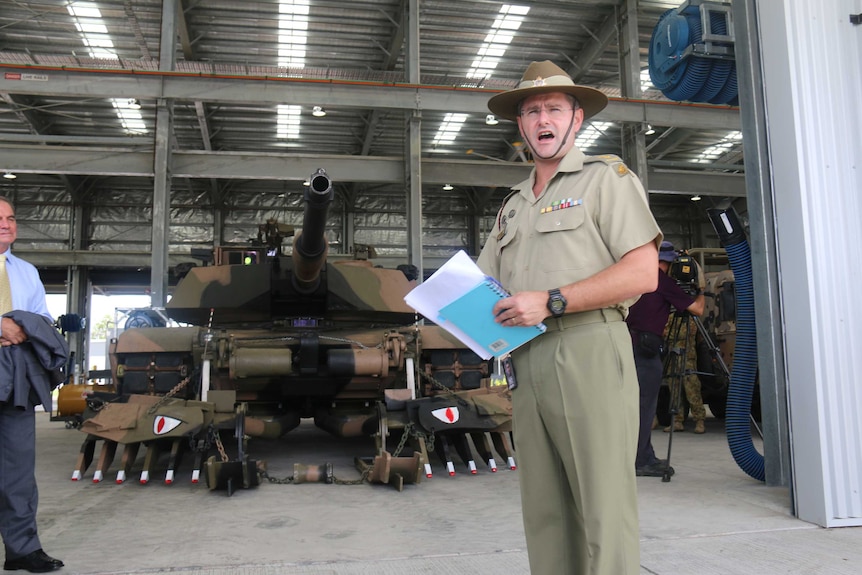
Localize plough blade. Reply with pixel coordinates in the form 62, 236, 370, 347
92, 440, 117, 483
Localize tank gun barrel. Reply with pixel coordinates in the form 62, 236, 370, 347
292, 168, 334, 293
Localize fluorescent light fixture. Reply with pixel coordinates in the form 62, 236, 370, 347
644, 124, 655, 135
127, 98, 141, 110
312, 106, 326, 117
442, 184, 454, 191
3, 172, 16, 180
691, 194, 702, 201
485, 114, 499, 126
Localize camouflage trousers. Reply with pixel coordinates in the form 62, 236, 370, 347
666, 315, 706, 423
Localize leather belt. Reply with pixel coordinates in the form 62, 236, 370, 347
543, 308, 624, 332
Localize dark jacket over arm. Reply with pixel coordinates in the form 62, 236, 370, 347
0, 310, 69, 409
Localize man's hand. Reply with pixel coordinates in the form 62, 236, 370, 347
492, 291, 550, 327
0, 317, 27, 346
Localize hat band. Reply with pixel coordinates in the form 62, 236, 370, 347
516, 74, 575, 90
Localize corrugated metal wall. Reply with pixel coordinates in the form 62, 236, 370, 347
758, 0, 862, 527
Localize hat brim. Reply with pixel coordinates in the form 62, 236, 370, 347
488, 85, 608, 122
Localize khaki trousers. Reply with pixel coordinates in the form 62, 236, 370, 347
511, 310, 640, 575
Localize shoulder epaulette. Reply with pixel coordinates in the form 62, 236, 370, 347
584, 154, 630, 177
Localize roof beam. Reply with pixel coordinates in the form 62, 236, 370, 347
0, 145, 744, 197
0, 66, 740, 130
566, 12, 619, 84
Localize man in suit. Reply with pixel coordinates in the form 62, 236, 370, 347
0, 195, 66, 573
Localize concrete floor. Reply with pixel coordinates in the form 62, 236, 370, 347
26, 412, 862, 575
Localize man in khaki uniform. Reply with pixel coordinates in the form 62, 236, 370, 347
477, 61, 662, 575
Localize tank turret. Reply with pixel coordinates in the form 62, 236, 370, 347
164, 168, 416, 328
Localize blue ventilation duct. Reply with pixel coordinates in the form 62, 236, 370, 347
648, 1, 737, 105
707, 207, 765, 482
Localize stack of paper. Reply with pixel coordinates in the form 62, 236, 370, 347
404, 250, 546, 359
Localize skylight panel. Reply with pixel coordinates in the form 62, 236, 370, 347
575, 121, 612, 150
275, 1, 310, 140
277, 105, 302, 139
692, 131, 743, 163
67, 2, 116, 59
640, 69, 654, 93
278, 0, 309, 68
432, 4, 529, 153
78, 22, 108, 34
112, 99, 146, 135
83, 37, 114, 48
432, 113, 468, 146
67, 2, 148, 134
67, 4, 102, 19
467, 4, 529, 80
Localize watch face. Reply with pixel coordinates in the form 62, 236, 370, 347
551, 299, 565, 314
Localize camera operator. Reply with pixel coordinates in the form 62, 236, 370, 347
626, 241, 705, 477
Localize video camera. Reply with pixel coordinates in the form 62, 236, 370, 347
669, 253, 700, 295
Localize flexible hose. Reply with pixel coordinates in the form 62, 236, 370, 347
707, 208, 765, 482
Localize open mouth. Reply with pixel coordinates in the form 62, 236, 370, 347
537, 131, 554, 141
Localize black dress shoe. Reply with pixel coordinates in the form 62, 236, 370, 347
636, 460, 675, 477
4, 549, 63, 572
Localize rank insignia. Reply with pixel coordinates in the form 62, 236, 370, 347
616, 163, 629, 176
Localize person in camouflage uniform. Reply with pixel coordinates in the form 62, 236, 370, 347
663, 313, 706, 434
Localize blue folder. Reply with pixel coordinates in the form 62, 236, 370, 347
437, 279, 546, 357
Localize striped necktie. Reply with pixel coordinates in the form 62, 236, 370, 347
0, 254, 12, 315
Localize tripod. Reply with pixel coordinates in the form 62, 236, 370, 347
660, 309, 731, 482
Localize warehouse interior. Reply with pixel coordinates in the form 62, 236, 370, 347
1, 1, 861, 573
0, 0, 745, 295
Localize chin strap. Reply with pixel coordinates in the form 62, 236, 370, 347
524, 112, 577, 160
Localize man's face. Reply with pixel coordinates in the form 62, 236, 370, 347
516, 92, 584, 161
0, 200, 18, 253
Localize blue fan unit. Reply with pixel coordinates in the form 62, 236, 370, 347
648, 1, 737, 105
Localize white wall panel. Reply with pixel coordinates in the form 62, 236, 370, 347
757, 0, 862, 526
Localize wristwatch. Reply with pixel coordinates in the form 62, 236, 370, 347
547, 288, 567, 318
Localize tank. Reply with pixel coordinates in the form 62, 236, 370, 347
70, 169, 514, 493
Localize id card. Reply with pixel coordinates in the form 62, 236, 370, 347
501, 355, 518, 391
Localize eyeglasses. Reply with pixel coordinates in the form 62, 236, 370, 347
519, 105, 574, 120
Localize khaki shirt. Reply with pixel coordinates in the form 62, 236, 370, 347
476, 147, 661, 315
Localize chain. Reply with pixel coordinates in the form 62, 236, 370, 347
203, 424, 229, 463
257, 421, 433, 487
260, 466, 294, 485
333, 467, 369, 485
417, 370, 466, 405
400, 420, 435, 453
146, 376, 190, 415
